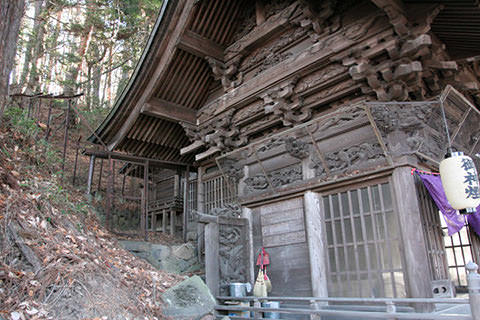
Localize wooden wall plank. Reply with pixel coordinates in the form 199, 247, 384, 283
252, 197, 312, 297
391, 167, 433, 309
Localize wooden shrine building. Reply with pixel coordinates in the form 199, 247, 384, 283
89, 0, 480, 302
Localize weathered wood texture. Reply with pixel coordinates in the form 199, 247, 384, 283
303, 191, 328, 299
141, 97, 196, 124
391, 167, 433, 305
205, 222, 220, 296
242, 207, 255, 284
253, 197, 312, 297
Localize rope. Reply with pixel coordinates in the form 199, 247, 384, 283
411, 168, 440, 176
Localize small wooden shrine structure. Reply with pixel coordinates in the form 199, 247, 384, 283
89, 0, 480, 301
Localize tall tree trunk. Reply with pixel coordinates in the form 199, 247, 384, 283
86, 64, 92, 110
44, 9, 63, 92
0, 0, 26, 126
27, 1, 52, 92
62, 0, 95, 96
115, 54, 131, 101
19, 0, 43, 91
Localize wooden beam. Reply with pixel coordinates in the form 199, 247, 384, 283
83, 148, 192, 168
370, 0, 406, 15
141, 97, 196, 124
178, 30, 224, 62
195, 146, 221, 161
180, 140, 205, 155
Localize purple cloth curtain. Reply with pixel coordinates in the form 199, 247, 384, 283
418, 173, 480, 237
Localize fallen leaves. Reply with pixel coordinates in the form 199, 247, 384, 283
0, 125, 183, 319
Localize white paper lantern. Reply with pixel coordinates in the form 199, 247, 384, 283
440, 152, 480, 214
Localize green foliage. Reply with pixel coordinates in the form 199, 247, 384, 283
38, 139, 62, 172
4, 105, 64, 172
34, 181, 91, 216
4, 106, 41, 138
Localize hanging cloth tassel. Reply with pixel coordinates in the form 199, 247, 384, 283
264, 265, 272, 293
253, 268, 267, 297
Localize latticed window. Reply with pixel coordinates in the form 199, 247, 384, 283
323, 182, 406, 298
186, 177, 197, 221
442, 219, 475, 291
203, 173, 237, 212
416, 176, 449, 282
416, 175, 478, 292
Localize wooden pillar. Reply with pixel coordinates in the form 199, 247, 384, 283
86, 155, 96, 195
143, 161, 149, 240
391, 166, 433, 301
303, 191, 329, 301
467, 262, 480, 320
151, 211, 157, 232
97, 159, 103, 192
162, 208, 167, 233
242, 207, 255, 285
183, 166, 190, 242
205, 222, 220, 297
122, 172, 126, 196
174, 172, 180, 197
106, 156, 113, 230
72, 137, 81, 186
170, 210, 176, 236
197, 166, 205, 262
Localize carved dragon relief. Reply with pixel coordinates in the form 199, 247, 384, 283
311, 142, 385, 177
244, 163, 303, 193
209, 203, 242, 218
307, 104, 367, 135
228, 0, 340, 76
218, 158, 245, 182
368, 102, 450, 159
241, 27, 308, 73
206, 204, 247, 295
284, 137, 310, 159
225, 1, 302, 61
295, 64, 347, 93
219, 224, 247, 295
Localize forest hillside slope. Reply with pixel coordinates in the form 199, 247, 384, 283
0, 110, 182, 319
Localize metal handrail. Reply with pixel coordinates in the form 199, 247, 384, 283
216, 296, 469, 304
215, 305, 472, 319
215, 301, 472, 320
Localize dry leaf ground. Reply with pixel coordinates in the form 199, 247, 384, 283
0, 112, 184, 319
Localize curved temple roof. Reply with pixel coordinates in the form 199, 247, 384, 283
90, 0, 480, 164
90, 0, 246, 164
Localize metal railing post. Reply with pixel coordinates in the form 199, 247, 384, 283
467, 261, 480, 320
386, 301, 397, 320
